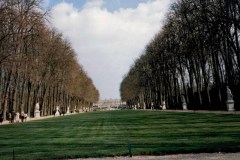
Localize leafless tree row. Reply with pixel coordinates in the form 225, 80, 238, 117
120, 0, 240, 110
0, 0, 99, 120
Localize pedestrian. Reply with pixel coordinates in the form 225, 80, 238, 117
11, 111, 15, 123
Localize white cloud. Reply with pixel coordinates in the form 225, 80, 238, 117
50, 0, 173, 99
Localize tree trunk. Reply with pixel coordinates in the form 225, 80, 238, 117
2, 70, 12, 120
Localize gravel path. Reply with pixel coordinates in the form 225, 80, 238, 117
0, 115, 54, 125
72, 152, 240, 160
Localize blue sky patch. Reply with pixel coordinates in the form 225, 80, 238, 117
44, 0, 150, 12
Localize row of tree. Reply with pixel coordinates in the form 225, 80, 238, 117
0, 0, 99, 120
120, 0, 240, 110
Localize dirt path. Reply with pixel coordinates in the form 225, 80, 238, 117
0, 114, 67, 125
162, 109, 240, 114
72, 152, 240, 160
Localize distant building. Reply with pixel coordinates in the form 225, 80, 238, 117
93, 99, 127, 111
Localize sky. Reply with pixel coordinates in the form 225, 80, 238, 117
43, 0, 174, 100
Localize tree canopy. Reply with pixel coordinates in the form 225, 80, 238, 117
120, 0, 240, 110
0, 0, 99, 120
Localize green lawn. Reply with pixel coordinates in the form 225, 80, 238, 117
0, 110, 240, 160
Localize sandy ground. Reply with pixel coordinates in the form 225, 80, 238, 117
0, 114, 58, 125
72, 152, 240, 160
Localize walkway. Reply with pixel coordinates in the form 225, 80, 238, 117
72, 152, 240, 160
161, 109, 240, 114
0, 114, 73, 125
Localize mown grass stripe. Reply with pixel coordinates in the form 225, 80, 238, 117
0, 110, 239, 160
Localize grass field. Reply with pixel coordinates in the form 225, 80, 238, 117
0, 110, 240, 160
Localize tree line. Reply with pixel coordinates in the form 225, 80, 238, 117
0, 0, 99, 120
120, 0, 240, 110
